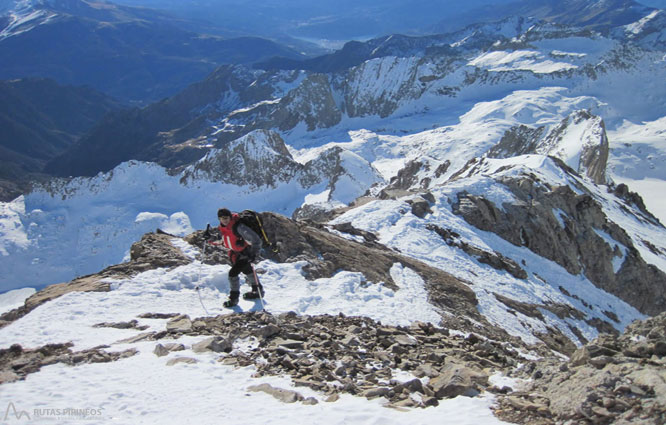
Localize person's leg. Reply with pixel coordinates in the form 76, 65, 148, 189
224, 261, 243, 307
242, 261, 264, 299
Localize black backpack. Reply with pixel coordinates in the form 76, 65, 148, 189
232, 210, 277, 252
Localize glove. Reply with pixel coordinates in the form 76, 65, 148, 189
203, 224, 212, 240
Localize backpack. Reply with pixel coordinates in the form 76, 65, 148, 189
232, 210, 277, 252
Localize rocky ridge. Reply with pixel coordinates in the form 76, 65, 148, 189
448, 156, 666, 317
2, 305, 664, 423
495, 313, 666, 425
180, 129, 383, 197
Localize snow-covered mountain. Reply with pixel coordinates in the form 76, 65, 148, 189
3, 7, 666, 313
46, 14, 666, 178
1, 4, 666, 423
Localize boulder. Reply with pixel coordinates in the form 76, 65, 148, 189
192, 337, 233, 353
429, 364, 487, 398
166, 315, 193, 333
153, 343, 185, 357
166, 357, 198, 366
247, 383, 305, 403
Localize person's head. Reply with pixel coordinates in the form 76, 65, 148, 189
217, 208, 232, 226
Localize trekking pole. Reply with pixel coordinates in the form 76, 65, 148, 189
195, 240, 210, 315
251, 264, 266, 311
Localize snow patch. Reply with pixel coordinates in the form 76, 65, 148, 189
0, 287, 35, 314
469, 50, 578, 73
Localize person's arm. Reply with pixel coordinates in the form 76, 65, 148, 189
205, 225, 222, 245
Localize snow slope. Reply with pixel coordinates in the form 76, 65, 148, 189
0, 242, 510, 425
607, 116, 666, 224
0, 287, 34, 314
328, 155, 652, 345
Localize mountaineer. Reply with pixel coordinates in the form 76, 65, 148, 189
208, 208, 265, 307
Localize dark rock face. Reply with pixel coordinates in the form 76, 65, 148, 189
451, 159, 666, 316
273, 74, 342, 132
384, 160, 429, 191
487, 124, 545, 159
613, 183, 661, 225
426, 223, 528, 279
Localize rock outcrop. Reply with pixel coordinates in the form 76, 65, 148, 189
253, 212, 487, 330
181, 130, 303, 188
450, 158, 666, 316
0, 343, 137, 384
539, 110, 610, 185
495, 312, 666, 425
488, 110, 610, 185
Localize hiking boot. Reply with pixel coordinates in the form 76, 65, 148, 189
243, 285, 265, 300
223, 291, 240, 308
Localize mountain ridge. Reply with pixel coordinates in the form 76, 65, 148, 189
0, 77, 122, 200
43, 14, 666, 178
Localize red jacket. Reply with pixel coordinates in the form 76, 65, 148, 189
217, 214, 246, 252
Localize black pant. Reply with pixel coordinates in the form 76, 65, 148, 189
229, 257, 253, 278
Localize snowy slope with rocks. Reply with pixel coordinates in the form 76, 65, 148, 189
0, 257, 509, 424
1, 5, 666, 424
0, 203, 663, 424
